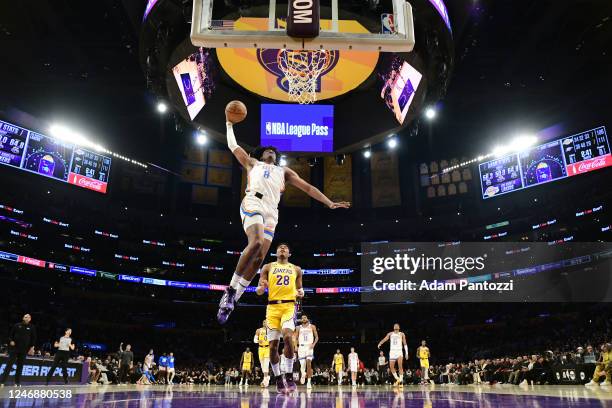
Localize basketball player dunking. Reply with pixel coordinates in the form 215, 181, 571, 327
295, 315, 318, 388
217, 109, 350, 324
416, 340, 431, 384
255, 243, 303, 393
254, 320, 271, 387
378, 323, 408, 387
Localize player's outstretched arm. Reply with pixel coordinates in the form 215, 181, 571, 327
226, 121, 255, 170
285, 167, 350, 209
295, 266, 304, 298
377, 333, 390, 349
256, 264, 270, 295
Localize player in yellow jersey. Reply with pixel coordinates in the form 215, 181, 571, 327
256, 243, 303, 393
254, 320, 271, 387
239, 347, 254, 386
416, 340, 431, 384
332, 349, 345, 386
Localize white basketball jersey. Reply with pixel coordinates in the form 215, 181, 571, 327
390, 332, 403, 351
349, 353, 359, 365
299, 324, 314, 345
246, 161, 284, 207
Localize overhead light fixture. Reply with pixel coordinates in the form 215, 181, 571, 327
363, 150, 371, 159
335, 154, 345, 165
387, 138, 398, 149
196, 132, 208, 145
157, 102, 168, 113
424, 107, 437, 120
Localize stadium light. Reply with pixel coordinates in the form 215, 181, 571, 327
49, 124, 106, 153
387, 137, 398, 149
196, 132, 208, 145
509, 134, 537, 151
424, 107, 437, 120
363, 150, 371, 158
157, 102, 168, 113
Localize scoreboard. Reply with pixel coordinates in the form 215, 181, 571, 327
480, 126, 611, 199
0, 119, 112, 193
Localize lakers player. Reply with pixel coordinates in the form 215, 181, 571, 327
332, 349, 345, 386
218, 115, 350, 324
378, 323, 408, 387
254, 320, 271, 387
295, 315, 319, 388
239, 347, 254, 386
416, 340, 431, 384
255, 243, 303, 393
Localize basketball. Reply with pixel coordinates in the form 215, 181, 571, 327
225, 100, 247, 124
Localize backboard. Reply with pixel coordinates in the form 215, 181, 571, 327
190, 0, 415, 52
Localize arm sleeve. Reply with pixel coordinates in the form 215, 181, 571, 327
404, 345, 409, 356
253, 334, 259, 343
226, 122, 239, 152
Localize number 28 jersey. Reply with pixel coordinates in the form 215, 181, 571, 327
268, 262, 297, 302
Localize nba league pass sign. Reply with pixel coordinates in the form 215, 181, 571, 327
261, 104, 333, 152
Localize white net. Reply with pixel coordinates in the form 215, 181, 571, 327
278, 49, 331, 104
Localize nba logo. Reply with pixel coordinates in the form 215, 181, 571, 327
381, 13, 394, 34
265, 122, 272, 135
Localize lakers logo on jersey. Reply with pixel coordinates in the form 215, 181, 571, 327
269, 262, 297, 301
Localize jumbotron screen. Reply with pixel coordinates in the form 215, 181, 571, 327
260, 104, 334, 152
479, 126, 611, 199
0, 119, 112, 193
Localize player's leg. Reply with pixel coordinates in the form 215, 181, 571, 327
397, 357, 404, 387
281, 306, 297, 391
423, 360, 430, 383
306, 356, 313, 388
267, 307, 289, 393
218, 224, 264, 321
389, 358, 399, 385
298, 346, 307, 384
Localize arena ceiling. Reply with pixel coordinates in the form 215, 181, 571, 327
0, 0, 610, 163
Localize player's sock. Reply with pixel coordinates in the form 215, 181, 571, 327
271, 363, 281, 377
392, 372, 399, 381
229, 273, 241, 289
235, 277, 252, 301
284, 357, 294, 376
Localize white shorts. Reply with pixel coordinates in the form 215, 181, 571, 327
389, 350, 403, 361
240, 195, 278, 241
349, 362, 358, 373
298, 345, 314, 361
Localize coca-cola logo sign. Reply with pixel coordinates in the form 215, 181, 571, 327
68, 173, 107, 193
569, 154, 612, 175
77, 177, 103, 190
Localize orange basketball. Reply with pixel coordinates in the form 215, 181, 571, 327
225, 100, 247, 124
